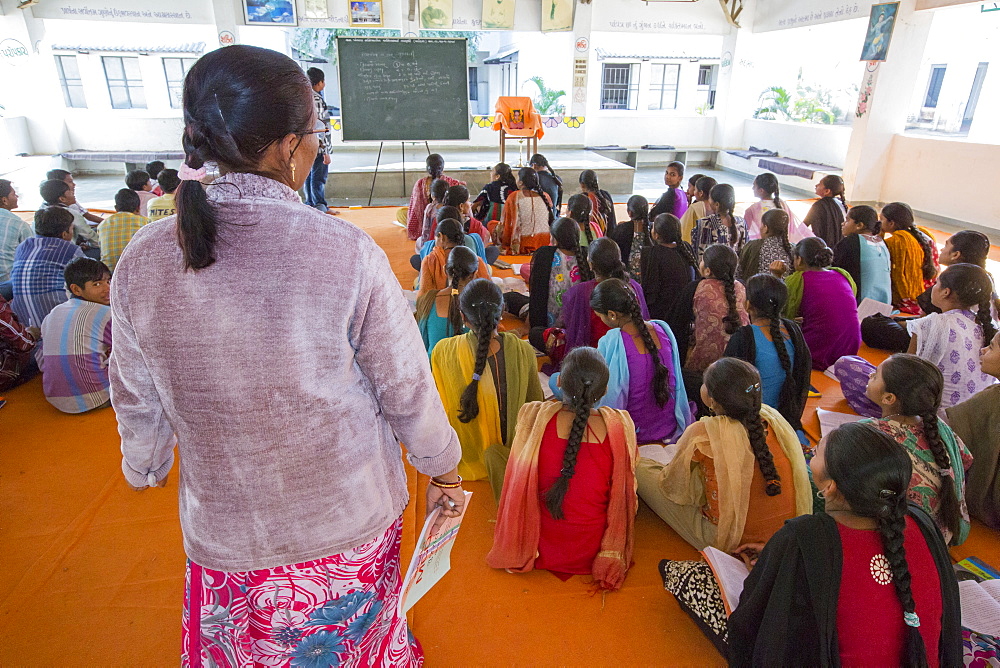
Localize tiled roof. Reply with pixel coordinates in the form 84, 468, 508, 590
51, 43, 206, 54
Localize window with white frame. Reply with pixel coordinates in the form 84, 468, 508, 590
648, 63, 680, 110
923, 65, 946, 109
102, 56, 146, 109
601, 64, 639, 110
54, 55, 87, 108
163, 57, 197, 108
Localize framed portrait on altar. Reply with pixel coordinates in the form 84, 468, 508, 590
350, 0, 383, 26
243, 0, 298, 25
860, 2, 899, 62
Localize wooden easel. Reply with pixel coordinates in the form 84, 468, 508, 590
368, 140, 431, 206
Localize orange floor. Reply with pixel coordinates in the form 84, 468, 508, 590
1, 206, 997, 666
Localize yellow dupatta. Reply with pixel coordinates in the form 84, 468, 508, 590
658, 404, 812, 552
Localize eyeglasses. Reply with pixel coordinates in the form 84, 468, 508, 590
300, 120, 330, 136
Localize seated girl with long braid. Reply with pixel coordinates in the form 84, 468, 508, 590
635, 358, 811, 552
724, 274, 811, 449
431, 279, 543, 500
860, 354, 972, 546
415, 245, 477, 355
488, 347, 639, 590
552, 278, 691, 445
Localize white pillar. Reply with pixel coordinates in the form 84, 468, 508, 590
570, 2, 593, 118
842, 0, 933, 203
712, 3, 760, 150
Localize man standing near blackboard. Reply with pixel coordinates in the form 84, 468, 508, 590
305, 67, 333, 212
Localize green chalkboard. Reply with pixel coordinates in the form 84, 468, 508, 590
337, 37, 470, 142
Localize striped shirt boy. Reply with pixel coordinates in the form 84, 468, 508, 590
10, 236, 84, 328
40, 297, 113, 413
97, 212, 148, 272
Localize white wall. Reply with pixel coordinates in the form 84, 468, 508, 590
742, 118, 852, 167
882, 134, 1000, 230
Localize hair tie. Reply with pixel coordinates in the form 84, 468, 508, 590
766, 479, 781, 490
939, 467, 954, 478
451, 288, 459, 296
903, 612, 920, 628
178, 163, 207, 182
472, 373, 481, 381
878, 489, 897, 500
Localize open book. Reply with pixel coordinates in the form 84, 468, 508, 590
398, 491, 472, 614
701, 546, 750, 616
959, 579, 1000, 635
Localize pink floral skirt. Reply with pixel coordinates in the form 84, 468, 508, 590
182, 516, 422, 667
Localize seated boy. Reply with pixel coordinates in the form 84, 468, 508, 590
126, 170, 157, 218
145, 160, 165, 196
147, 169, 180, 222
39, 179, 100, 257
0, 293, 40, 392
40, 257, 113, 413
10, 207, 84, 328
97, 189, 148, 272
46, 169, 103, 225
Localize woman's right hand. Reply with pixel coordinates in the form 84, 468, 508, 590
733, 542, 765, 570
768, 260, 787, 277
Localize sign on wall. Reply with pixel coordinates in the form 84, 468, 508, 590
754, 0, 879, 33
589, 0, 730, 34
29, 0, 215, 24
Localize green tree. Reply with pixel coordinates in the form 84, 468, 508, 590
753, 86, 793, 121
525, 76, 566, 115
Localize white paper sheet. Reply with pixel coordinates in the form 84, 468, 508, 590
856, 297, 894, 323
959, 579, 1000, 635
702, 546, 750, 615
638, 443, 679, 466
816, 408, 864, 439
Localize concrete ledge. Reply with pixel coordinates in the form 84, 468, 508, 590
715, 150, 841, 198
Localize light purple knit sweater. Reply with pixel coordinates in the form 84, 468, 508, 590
110, 172, 461, 572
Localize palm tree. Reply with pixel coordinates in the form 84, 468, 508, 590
526, 76, 566, 116
753, 86, 792, 121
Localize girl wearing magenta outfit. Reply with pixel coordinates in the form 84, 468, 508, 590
552, 278, 692, 445
110, 46, 464, 666
728, 422, 961, 667
649, 161, 689, 222
488, 347, 638, 590
782, 237, 860, 370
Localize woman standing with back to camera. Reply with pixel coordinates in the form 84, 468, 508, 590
109, 46, 464, 666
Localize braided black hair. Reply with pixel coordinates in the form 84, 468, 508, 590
445, 246, 478, 335
567, 193, 595, 246
579, 169, 600, 193
426, 153, 445, 179
518, 167, 554, 225
824, 422, 927, 666
552, 216, 594, 282
703, 244, 741, 335
847, 204, 881, 234
529, 153, 559, 181
652, 214, 698, 272
177, 45, 314, 270
937, 263, 998, 346
881, 353, 960, 544
882, 202, 936, 282
436, 218, 465, 246
948, 230, 990, 267
494, 162, 518, 196
545, 347, 610, 519
705, 358, 780, 495
591, 278, 671, 407
753, 172, 783, 210
761, 208, 793, 265
457, 278, 504, 423
430, 178, 450, 204
627, 195, 652, 249
589, 238, 628, 281
821, 174, 848, 211
795, 237, 834, 268
746, 274, 793, 404
709, 183, 737, 222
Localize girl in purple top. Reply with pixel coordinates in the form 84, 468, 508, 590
649, 161, 689, 222
782, 237, 861, 370
590, 278, 693, 444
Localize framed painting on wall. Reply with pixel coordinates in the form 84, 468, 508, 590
482, 0, 515, 29
303, 0, 328, 19
350, 0, 384, 26
860, 2, 899, 62
420, 0, 453, 28
540, 0, 573, 31
244, 0, 298, 25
